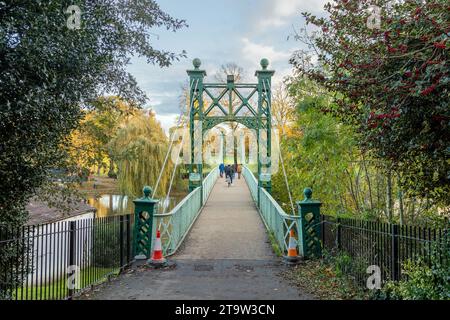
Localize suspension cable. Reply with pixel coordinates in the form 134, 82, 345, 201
152, 112, 183, 198
160, 79, 198, 218
161, 128, 186, 215
152, 79, 198, 198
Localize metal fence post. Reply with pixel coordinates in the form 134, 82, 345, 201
391, 224, 400, 281
68, 221, 76, 299
126, 214, 131, 264
119, 215, 124, 271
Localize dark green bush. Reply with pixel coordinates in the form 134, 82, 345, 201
373, 232, 449, 300
92, 221, 120, 268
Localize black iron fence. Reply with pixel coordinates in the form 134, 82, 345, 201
0, 214, 134, 300
320, 215, 449, 287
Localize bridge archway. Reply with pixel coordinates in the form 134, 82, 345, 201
186, 58, 274, 197
202, 122, 258, 169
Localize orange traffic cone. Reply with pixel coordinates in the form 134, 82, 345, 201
147, 230, 167, 267
283, 228, 301, 265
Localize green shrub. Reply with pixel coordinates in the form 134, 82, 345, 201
92, 222, 120, 268
373, 232, 450, 300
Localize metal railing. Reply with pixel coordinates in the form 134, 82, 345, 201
242, 166, 300, 255
321, 215, 449, 286
202, 166, 219, 205
0, 214, 133, 300
153, 166, 219, 256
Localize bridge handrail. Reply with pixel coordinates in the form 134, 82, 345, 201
153, 166, 219, 255
242, 166, 300, 255
202, 165, 219, 205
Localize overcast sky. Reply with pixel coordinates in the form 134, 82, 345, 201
126, 0, 327, 133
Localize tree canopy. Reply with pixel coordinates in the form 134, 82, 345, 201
0, 1, 186, 227
290, 0, 449, 205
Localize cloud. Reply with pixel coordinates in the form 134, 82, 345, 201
258, 0, 328, 28
154, 113, 179, 135
241, 38, 291, 66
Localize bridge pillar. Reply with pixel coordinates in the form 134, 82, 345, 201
187, 58, 206, 195
255, 58, 274, 195
133, 186, 159, 259
297, 188, 322, 258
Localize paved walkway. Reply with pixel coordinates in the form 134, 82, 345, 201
80, 176, 313, 300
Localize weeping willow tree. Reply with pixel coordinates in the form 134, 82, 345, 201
109, 110, 173, 197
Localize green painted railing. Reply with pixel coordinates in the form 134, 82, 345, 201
152, 166, 219, 256
242, 166, 302, 255
202, 166, 219, 205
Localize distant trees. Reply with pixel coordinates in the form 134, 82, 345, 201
108, 110, 174, 197
214, 63, 246, 165
271, 83, 295, 136
69, 96, 136, 177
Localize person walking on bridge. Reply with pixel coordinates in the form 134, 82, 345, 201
225, 164, 234, 186
236, 163, 242, 179
219, 163, 225, 178
228, 165, 235, 185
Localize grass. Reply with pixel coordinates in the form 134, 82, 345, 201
13, 266, 120, 300
267, 231, 283, 257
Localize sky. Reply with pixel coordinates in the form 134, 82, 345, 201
126, 0, 327, 133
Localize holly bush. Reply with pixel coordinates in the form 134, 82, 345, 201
291, 0, 449, 205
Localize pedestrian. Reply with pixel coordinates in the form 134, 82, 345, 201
219, 163, 225, 178
229, 165, 235, 185
237, 163, 242, 179
224, 165, 231, 186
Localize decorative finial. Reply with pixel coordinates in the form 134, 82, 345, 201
303, 187, 312, 200
193, 58, 201, 69
260, 58, 269, 70
143, 186, 152, 198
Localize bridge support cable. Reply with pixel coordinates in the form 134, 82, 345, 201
152, 112, 184, 198
262, 80, 296, 216
159, 79, 199, 230
161, 129, 186, 216
152, 79, 199, 198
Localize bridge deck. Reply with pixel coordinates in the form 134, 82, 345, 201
176, 175, 274, 260
79, 175, 313, 299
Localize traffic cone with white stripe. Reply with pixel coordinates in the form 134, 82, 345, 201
283, 228, 301, 265
147, 230, 167, 267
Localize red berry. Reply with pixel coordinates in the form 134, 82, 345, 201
433, 42, 446, 49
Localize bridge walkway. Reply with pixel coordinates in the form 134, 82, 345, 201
79, 175, 313, 300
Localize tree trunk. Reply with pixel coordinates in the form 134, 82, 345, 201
397, 174, 404, 225
362, 155, 374, 210
108, 158, 115, 177
345, 168, 360, 212
386, 167, 393, 222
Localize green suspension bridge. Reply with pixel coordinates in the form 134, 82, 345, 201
81, 58, 321, 300
132, 58, 322, 263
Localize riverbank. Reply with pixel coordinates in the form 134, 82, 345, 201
77, 176, 120, 197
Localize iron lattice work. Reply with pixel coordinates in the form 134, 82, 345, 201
133, 186, 158, 259
186, 58, 274, 195
297, 188, 322, 258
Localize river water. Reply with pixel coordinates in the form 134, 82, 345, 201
86, 194, 186, 217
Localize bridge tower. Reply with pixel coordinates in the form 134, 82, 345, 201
186, 58, 274, 195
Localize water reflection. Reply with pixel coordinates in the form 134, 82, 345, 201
87, 194, 185, 217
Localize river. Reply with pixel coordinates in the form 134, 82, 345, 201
86, 194, 186, 217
